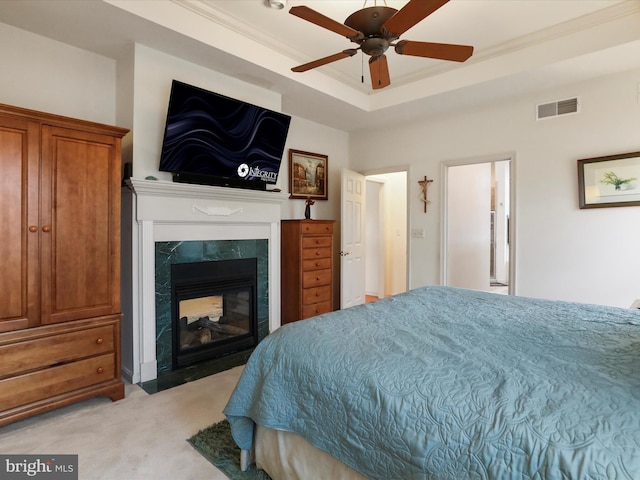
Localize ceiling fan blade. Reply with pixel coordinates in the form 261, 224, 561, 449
292, 49, 359, 73
369, 55, 391, 90
395, 40, 473, 62
383, 0, 450, 38
290, 6, 363, 41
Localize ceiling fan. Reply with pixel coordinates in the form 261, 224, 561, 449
289, 0, 474, 90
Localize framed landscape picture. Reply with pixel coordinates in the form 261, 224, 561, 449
288, 149, 328, 200
578, 151, 640, 208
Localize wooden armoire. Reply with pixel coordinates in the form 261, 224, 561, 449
0, 103, 128, 426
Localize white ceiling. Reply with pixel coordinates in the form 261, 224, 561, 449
1, 0, 639, 132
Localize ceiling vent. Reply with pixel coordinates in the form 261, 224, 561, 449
536, 97, 579, 120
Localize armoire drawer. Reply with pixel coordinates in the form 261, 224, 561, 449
0, 325, 115, 378
302, 301, 332, 319
0, 353, 116, 411
302, 269, 332, 288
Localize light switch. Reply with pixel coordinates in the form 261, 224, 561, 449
411, 228, 425, 238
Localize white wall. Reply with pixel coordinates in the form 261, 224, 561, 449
128, 44, 282, 181
124, 44, 349, 309
4, 20, 638, 308
365, 181, 383, 297
379, 172, 407, 296
0, 23, 116, 124
125, 44, 349, 222
0, 24, 350, 311
280, 116, 349, 223
350, 68, 640, 308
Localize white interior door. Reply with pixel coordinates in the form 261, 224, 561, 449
341, 168, 366, 308
445, 162, 491, 290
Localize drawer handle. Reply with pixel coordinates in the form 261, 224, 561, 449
42, 225, 51, 233
315, 262, 320, 267
96, 338, 104, 345
96, 367, 104, 374
315, 251, 320, 255
316, 276, 320, 281
28, 225, 38, 232
315, 292, 320, 297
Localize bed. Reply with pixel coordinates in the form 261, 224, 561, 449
223, 286, 640, 479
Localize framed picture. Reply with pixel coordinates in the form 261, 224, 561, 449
288, 149, 328, 200
578, 151, 640, 209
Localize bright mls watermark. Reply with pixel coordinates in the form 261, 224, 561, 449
0, 455, 77, 479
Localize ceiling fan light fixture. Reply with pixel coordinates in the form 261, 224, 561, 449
288, 0, 474, 90
267, 0, 286, 9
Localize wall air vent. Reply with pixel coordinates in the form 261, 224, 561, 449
536, 97, 579, 120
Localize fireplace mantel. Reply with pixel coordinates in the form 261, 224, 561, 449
122, 178, 287, 383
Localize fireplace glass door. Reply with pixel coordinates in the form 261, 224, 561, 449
171, 259, 258, 369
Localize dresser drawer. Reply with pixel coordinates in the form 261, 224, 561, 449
302, 301, 332, 319
301, 223, 333, 235
302, 236, 331, 248
0, 353, 116, 411
302, 269, 332, 288
0, 325, 115, 378
302, 247, 331, 260
302, 285, 331, 305
302, 258, 331, 272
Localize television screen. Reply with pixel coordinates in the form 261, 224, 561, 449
159, 80, 291, 190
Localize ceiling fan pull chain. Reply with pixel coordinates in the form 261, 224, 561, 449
361, 52, 365, 84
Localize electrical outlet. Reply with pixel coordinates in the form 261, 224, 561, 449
411, 228, 425, 238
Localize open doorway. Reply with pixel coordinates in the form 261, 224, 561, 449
365, 171, 408, 301
340, 168, 409, 308
441, 155, 514, 294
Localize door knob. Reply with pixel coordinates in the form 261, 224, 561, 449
339, 251, 351, 257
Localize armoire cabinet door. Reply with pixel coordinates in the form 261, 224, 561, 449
40, 125, 121, 325
0, 115, 40, 333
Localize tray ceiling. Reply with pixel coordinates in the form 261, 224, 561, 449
1, 0, 639, 131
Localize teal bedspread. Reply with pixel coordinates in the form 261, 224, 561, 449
224, 286, 640, 479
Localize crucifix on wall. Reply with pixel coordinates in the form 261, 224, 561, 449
418, 176, 434, 213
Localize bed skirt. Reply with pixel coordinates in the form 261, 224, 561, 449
254, 426, 369, 480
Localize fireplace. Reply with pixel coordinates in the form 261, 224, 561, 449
123, 178, 287, 384
171, 259, 258, 369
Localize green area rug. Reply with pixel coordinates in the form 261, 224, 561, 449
188, 419, 272, 480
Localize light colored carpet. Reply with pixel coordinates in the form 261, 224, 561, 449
0, 365, 244, 480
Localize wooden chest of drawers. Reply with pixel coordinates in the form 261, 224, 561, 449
281, 220, 336, 324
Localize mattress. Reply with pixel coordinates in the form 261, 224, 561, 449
224, 286, 640, 479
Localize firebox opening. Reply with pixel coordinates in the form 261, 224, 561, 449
171, 258, 258, 370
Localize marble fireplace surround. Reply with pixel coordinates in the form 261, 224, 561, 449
125, 178, 287, 383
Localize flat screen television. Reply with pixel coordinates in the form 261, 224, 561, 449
159, 80, 291, 191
